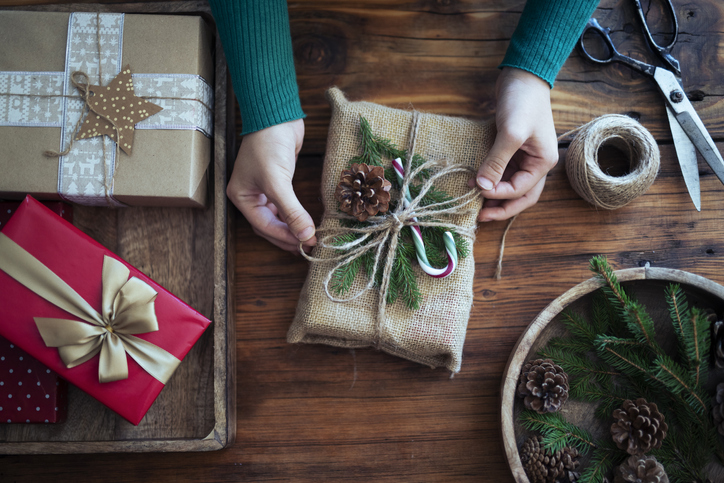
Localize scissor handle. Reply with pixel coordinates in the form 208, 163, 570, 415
578, 18, 619, 64
632, 0, 681, 76
579, 18, 657, 77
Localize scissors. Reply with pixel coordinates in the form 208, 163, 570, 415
578, 0, 724, 211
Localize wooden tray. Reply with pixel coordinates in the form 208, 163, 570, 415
501, 267, 724, 482
0, 1, 235, 453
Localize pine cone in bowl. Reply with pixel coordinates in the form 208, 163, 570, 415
613, 454, 668, 483
334, 163, 392, 222
517, 359, 569, 413
611, 398, 668, 455
520, 435, 580, 483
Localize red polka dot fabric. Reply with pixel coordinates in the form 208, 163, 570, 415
0, 338, 67, 423
0, 201, 71, 424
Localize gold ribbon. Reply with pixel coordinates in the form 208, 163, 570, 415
0, 233, 180, 384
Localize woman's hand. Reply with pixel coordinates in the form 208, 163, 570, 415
226, 119, 317, 252
474, 67, 560, 222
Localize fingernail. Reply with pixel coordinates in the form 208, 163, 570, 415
477, 177, 494, 190
297, 227, 315, 242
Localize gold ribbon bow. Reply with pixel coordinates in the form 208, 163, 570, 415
0, 233, 180, 384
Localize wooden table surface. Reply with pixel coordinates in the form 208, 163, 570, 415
2, 0, 724, 481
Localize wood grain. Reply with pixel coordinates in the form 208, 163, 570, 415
1, 0, 724, 480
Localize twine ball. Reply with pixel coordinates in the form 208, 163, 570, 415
565, 114, 660, 210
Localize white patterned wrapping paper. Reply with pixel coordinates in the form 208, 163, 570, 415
0, 12, 214, 207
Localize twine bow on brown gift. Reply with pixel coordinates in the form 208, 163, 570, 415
301, 112, 482, 347
0, 233, 180, 384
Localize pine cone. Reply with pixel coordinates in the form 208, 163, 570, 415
517, 359, 570, 413
712, 382, 724, 436
334, 163, 392, 222
613, 455, 669, 483
520, 435, 580, 483
611, 398, 668, 455
711, 316, 724, 369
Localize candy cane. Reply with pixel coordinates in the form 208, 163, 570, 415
391, 158, 458, 278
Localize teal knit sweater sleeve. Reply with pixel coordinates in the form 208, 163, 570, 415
208, 0, 306, 135
500, 0, 600, 88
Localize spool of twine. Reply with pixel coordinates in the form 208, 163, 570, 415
564, 114, 660, 210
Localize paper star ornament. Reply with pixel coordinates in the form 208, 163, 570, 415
75, 66, 163, 155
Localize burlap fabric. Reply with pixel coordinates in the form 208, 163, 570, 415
288, 87, 495, 373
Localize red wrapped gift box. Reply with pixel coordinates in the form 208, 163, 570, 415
0, 201, 71, 424
0, 196, 211, 425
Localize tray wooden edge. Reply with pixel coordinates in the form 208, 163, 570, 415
0, 0, 236, 454
499, 266, 724, 483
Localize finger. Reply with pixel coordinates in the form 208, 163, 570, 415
481, 152, 557, 200
265, 183, 316, 243
478, 176, 546, 222
232, 192, 301, 248
251, 227, 306, 253
476, 130, 524, 190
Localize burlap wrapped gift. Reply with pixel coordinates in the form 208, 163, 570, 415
288, 88, 496, 373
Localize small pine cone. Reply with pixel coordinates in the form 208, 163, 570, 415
611, 398, 668, 455
711, 317, 724, 369
520, 435, 580, 483
517, 359, 570, 413
334, 163, 392, 222
712, 382, 724, 436
613, 455, 669, 483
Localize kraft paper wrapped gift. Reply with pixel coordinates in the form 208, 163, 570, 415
289, 88, 495, 374
0, 196, 212, 425
0, 11, 214, 207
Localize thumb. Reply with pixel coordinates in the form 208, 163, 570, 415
266, 182, 316, 243
476, 132, 522, 190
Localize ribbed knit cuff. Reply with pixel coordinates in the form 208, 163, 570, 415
500, 0, 600, 88
209, 0, 306, 135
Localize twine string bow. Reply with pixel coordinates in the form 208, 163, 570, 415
0, 233, 180, 384
301, 112, 482, 348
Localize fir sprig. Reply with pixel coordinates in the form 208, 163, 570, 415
590, 256, 660, 353
519, 410, 598, 455
579, 442, 627, 483
350, 116, 406, 168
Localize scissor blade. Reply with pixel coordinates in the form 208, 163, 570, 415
654, 68, 724, 186
667, 106, 701, 211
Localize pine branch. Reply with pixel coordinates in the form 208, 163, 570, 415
351, 116, 405, 168
579, 442, 627, 483
518, 410, 597, 455
651, 427, 710, 483
688, 307, 711, 387
666, 283, 690, 347
594, 336, 660, 386
650, 354, 708, 416
387, 237, 421, 310
590, 290, 615, 335
589, 256, 660, 352
538, 346, 618, 387
330, 256, 362, 296
561, 310, 599, 345
543, 336, 593, 355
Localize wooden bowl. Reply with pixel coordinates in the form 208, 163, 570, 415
501, 266, 724, 483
